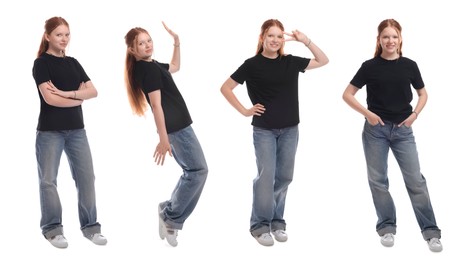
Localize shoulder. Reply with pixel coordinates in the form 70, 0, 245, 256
65, 55, 83, 65
236, 55, 260, 69
135, 60, 164, 76
153, 60, 169, 70
244, 55, 260, 63
399, 56, 417, 65
362, 56, 378, 65
356, 57, 381, 70
135, 60, 154, 70
33, 55, 46, 66
282, 54, 308, 62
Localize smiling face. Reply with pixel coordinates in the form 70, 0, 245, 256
378, 26, 402, 59
45, 24, 70, 56
261, 26, 284, 58
133, 32, 153, 61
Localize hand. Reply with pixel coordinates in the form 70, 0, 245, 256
397, 113, 416, 127
243, 103, 265, 117
284, 29, 309, 44
366, 112, 385, 126
162, 21, 179, 44
153, 141, 172, 165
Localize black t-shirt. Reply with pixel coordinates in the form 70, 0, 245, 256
32, 53, 89, 131
134, 60, 192, 134
350, 56, 424, 124
231, 54, 310, 129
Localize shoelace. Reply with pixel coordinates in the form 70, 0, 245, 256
429, 238, 441, 246
382, 234, 393, 240
261, 233, 272, 239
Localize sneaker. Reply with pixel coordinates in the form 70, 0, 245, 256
380, 233, 394, 247
89, 233, 107, 245
48, 234, 68, 249
272, 230, 288, 242
427, 238, 443, 252
255, 233, 274, 246
158, 204, 178, 247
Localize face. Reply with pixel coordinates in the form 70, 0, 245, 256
378, 26, 401, 57
45, 24, 70, 54
262, 26, 284, 53
133, 32, 153, 61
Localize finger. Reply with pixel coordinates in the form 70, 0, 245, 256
160, 155, 165, 166
155, 154, 162, 165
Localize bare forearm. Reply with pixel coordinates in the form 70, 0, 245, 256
221, 86, 248, 116
168, 39, 181, 73
47, 95, 84, 107
306, 40, 329, 66
152, 106, 169, 142
412, 88, 428, 116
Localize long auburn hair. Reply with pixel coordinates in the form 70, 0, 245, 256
374, 19, 403, 58
256, 19, 285, 56
124, 27, 150, 116
37, 17, 69, 58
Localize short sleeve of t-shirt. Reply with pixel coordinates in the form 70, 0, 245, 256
137, 61, 169, 94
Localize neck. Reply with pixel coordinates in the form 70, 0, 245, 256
261, 51, 278, 59
380, 52, 399, 60
46, 50, 64, 57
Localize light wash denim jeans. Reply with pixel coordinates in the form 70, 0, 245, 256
158, 125, 208, 230
36, 129, 101, 240
362, 120, 441, 240
249, 125, 298, 237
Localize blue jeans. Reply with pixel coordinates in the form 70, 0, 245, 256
36, 129, 101, 239
249, 125, 298, 237
362, 120, 441, 240
159, 126, 208, 230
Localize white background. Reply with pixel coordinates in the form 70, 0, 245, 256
1, 0, 464, 259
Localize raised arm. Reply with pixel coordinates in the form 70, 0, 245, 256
162, 21, 180, 73
285, 29, 329, 70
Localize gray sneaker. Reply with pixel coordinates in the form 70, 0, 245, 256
89, 233, 107, 245
48, 234, 68, 249
272, 230, 288, 242
255, 233, 274, 246
158, 204, 178, 247
427, 238, 443, 252
380, 233, 394, 247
